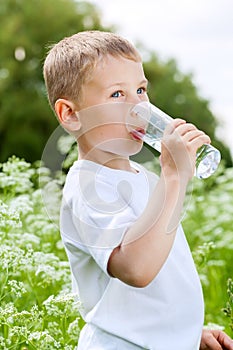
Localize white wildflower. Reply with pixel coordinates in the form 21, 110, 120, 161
10, 195, 33, 215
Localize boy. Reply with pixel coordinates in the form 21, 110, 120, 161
43, 31, 233, 350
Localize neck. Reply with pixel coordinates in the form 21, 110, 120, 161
78, 146, 136, 173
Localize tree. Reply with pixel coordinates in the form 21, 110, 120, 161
0, 0, 231, 166
0, 0, 107, 162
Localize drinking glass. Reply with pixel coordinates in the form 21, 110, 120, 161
130, 102, 221, 179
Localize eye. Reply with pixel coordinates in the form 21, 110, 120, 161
137, 87, 147, 95
111, 91, 123, 98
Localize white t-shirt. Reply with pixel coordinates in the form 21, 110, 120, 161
60, 160, 204, 350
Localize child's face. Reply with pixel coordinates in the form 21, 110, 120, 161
76, 54, 149, 158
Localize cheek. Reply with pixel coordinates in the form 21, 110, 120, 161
98, 125, 143, 156
97, 124, 128, 140
78, 102, 134, 136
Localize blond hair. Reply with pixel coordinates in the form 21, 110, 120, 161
43, 30, 141, 110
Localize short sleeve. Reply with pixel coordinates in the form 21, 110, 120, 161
61, 162, 139, 274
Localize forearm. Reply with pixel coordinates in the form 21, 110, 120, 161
108, 118, 210, 287
108, 171, 189, 287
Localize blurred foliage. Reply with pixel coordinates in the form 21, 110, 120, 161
222, 278, 233, 332
0, 0, 106, 162
0, 0, 232, 167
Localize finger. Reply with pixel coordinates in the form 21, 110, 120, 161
203, 333, 223, 350
175, 122, 197, 136
164, 118, 186, 136
182, 130, 210, 144
189, 134, 211, 151
214, 330, 233, 350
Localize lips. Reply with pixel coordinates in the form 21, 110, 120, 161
130, 128, 146, 141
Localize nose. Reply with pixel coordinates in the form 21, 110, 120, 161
127, 93, 148, 105
131, 102, 151, 126
126, 103, 149, 133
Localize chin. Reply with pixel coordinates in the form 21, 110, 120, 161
99, 139, 143, 157
120, 141, 143, 157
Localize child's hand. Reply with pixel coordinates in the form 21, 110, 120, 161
160, 118, 210, 180
200, 329, 233, 350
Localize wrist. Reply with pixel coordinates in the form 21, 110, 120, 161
160, 166, 190, 188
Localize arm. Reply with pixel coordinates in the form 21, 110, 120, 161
200, 329, 233, 350
108, 119, 210, 287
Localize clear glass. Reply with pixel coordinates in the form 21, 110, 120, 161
131, 102, 221, 179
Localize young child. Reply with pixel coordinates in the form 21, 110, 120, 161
43, 30, 233, 350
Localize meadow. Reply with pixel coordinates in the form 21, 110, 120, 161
0, 153, 232, 349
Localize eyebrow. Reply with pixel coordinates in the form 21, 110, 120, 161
106, 79, 148, 90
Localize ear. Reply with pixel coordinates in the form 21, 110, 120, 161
55, 99, 81, 132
